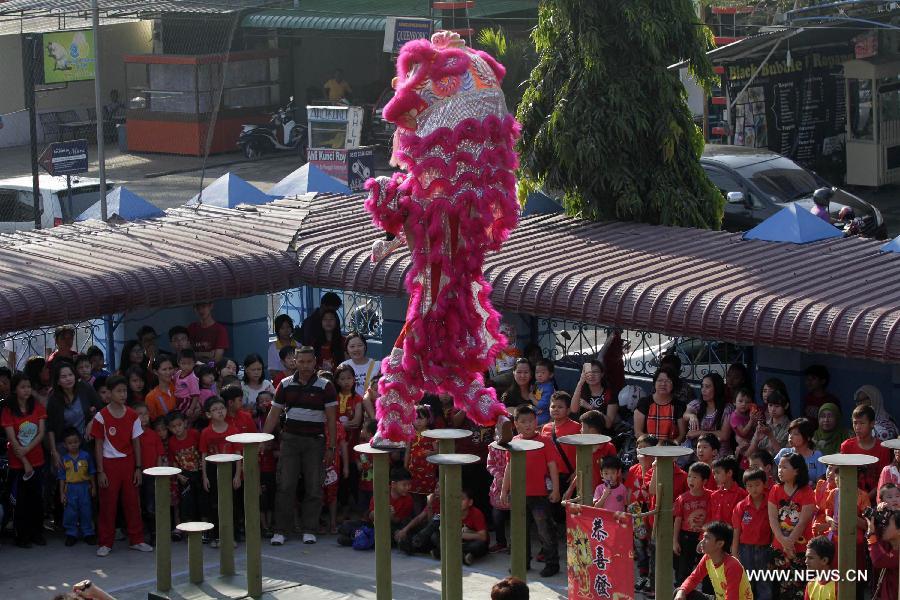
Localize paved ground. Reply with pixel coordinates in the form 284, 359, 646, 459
2, 529, 567, 599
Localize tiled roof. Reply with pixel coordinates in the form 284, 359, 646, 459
294, 195, 900, 363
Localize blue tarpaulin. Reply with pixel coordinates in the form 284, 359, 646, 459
880, 235, 900, 253
269, 163, 351, 197
742, 203, 844, 243
186, 172, 272, 208
76, 186, 164, 222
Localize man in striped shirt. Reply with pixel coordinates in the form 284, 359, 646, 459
262, 346, 337, 546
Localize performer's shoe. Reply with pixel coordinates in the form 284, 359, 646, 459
369, 433, 407, 450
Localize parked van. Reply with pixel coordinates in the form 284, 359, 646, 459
0, 175, 113, 232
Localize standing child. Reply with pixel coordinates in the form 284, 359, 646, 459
626, 434, 658, 594
593, 455, 628, 511
1, 372, 47, 548
58, 428, 96, 546
501, 404, 560, 578
749, 449, 776, 487
222, 385, 257, 434
673, 462, 712, 586
532, 359, 557, 426
730, 388, 758, 463
135, 403, 164, 544
768, 452, 816, 600
709, 455, 748, 524
333, 363, 363, 448
803, 536, 836, 600
732, 468, 773, 600
878, 448, 900, 491
881, 482, 900, 509
174, 350, 201, 425
87, 346, 110, 380
405, 406, 437, 514
199, 396, 242, 547
675, 522, 753, 600
272, 346, 296, 389
256, 390, 278, 536
125, 367, 147, 408
166, 411, 202, 539
695, 434, 721, 491
355, 420, 377, 516
487, 412, 512, 553
90, 375, 151, 556
542, 391, 580, 495
241, 354, 276, 411
196, 365, 217, 407
841, 405, 892, 502
146, 356, 177, 422
75, 355, 94, 386
775, 418, 826, 482
322, 417, 348, 534
563, 410, 618, 501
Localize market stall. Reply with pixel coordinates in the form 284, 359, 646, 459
306, 104, 375, 191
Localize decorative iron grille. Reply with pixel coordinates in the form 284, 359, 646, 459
0, 318, 109, 371
268, 286, 383, 341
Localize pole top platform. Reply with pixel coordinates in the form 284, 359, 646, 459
226, 432, 274, 445
881, 438, 900, 450
819, 453, 879, 466
354, 442, 391, 455
176, 521, 215, 534
205, 453, 243, 463
557, 433, 611, 446
490, 439, 544, 452
144, 466, 181, 477
422, 428, 472, 440
427, 453, 481, 466
638, 446, 693, 458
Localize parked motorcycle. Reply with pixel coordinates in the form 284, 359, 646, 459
238, 97, 308, 160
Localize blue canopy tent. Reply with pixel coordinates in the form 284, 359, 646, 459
76, 186, 164, 222
880, 235, 900, 253
269, 163, 351, 197
186, 172, 272, 208
742, 203, 844, 243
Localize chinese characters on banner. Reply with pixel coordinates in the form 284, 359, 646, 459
566, 503, 635, 600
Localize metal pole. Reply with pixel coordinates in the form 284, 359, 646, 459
372, 452, 392, 600
509, 449, 527, 581
22, 34, 41, 229
216, 461, 236, 576
576, 445, 594, 506
443, 463, 462, 600
91, 0, 107, 221
188, 531, 204, 584
242, 442, 263, 598
654, 457, 675, 600
151, 472, 175, 591
837, 464, 856, 600
437, 437, 455, 600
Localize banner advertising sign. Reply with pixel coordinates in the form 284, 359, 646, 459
383, 17, 433, 54
42, 30, 96, 84
566, 503, 635, 600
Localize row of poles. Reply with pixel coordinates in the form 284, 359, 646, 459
143, 430, 893, 600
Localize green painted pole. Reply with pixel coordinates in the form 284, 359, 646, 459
509, 449, 528, 581
444, 463, 463, 600
575, 445, 594, 506
373, 452, 392, 600
437, 437, 454, 600
216, 462, 236, 576
654, 457, 675, 600
155, 476, 171, 590
188, 531, 204, 584
837, 464, 856, 600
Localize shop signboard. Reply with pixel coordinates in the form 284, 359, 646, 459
42, 30, 96, 84
383, 17, 433, 54
308, 146, 376, 191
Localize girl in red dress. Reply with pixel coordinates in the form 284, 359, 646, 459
405, 406, 437, 514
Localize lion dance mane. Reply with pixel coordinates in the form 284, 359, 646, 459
364, 31, 520, 444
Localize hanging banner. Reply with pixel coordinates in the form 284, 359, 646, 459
42, 30, 96, 84
566, 503, 635, 600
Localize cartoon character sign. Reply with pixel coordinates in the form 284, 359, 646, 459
364, 31, 520, 444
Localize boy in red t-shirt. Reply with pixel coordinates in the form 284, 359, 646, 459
322, 420, 348, 534
337, 466, 413, 546
166, 410, 203, 537
90, 375, 150, 556
562, 410, 617, 501
709, 456, 748, 523
732, 468, 773, 600
541, 391, 580, 484
696, 434, 721, 492
673, 462, 712, 586
199, 396, 242, 547
625, 434, 658, 592
501, 404, 561, 578
134, 403, 164, 543
222, 385, 257, 434
841, 405, 892, 502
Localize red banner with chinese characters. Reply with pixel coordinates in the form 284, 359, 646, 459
566, 503, 635, 600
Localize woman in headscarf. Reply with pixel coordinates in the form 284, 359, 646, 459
812, 402, 848, 455
855, 385, 898, 442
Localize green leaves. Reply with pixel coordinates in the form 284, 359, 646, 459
516, 0, 724, 229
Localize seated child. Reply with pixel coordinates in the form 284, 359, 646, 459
804, 536, 836, 600
675, 521, 752, 600
338, 467, 413, 547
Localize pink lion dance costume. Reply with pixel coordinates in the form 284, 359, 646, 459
364, 31, 520, 445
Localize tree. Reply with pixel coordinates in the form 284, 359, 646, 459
516, 0, 725, 229
476, 27, 538, 112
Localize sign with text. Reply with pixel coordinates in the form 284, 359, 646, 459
39, 139, 88, 176
308, 147, 349, 183
42, 30, 96, 84
566, 504, 635, 600
383, 17, 433, 53
347, 147, 375, 191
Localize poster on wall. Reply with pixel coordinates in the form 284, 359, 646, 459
725, 50, 851, 172
566, 504, 634, 600
42, 30, 96, 84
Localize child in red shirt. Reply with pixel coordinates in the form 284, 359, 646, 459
333, 363, 363, 447
337, 467, 414, 546
696, 433, 721, 492
841, 404, 892, 502
135, 403, 164, 543
166, 411, 203, 537
562, 410, 617, 501
709, 456, 748, 523
322, 420, 348, 534
356, 420, 377, 515
459, 487, 490, 565
199, 396, 242, 547
768, 452, 816, 600
541, 391, 580, 485
732, 468, 773, 600
625, 434, 657, 592
405, 406, 437, 513
90, 376, 149, 556
673, 462, 712, 586
222, 385, 257, 434
501, 404, 561, 578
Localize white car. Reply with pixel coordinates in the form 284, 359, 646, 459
0, 175, 112, 233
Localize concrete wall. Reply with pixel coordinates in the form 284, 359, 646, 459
0, 21, 153, 147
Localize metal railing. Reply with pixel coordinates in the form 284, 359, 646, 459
268, 286, 383, 341
536, 318, 752, 386
0, 318, 109, 371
